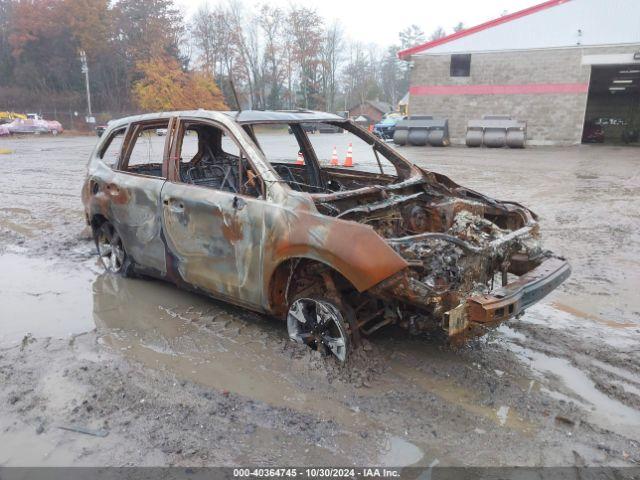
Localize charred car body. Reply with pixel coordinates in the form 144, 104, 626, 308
82, 110, 570, 362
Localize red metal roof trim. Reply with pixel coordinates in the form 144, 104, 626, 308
409, 82, 588, 96
397, 0, 571, 59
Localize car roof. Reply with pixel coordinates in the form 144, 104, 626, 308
105, 109, 345, 129
225, 110, 344, 124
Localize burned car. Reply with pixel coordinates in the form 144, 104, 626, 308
82, 110, 570, 362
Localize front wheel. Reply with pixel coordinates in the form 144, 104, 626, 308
94, 222, 133, 276
287, 296, 351, 362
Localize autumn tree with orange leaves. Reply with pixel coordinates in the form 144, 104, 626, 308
133, 56, 227, 112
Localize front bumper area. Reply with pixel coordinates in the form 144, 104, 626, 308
445, 256, 571, 336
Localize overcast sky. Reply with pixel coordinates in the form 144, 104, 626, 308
174, 0, 541, 47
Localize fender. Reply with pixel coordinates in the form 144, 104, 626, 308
263, 207, 409, 295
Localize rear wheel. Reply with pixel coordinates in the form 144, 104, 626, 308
287, 296, 351, 362
94, 222, 133, 276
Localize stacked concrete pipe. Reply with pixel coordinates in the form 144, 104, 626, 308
466, 115, 527, 148
393, 116, 450, 147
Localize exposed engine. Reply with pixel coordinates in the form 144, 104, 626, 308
313, 174, 550, 336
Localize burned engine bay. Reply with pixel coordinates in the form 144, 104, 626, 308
311, 169, 566, 338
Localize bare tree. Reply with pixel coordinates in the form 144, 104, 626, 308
320, 21, 343, 112
399, 25, 425, 50
342, 42, 372, 113
381, 45, 402, 106
189, 4, 455, 114
226, 0, 262, 109
191, 4, 241, 107
258, 4, 285, 109
429, 27, 447, 41
288, 5, 324, 109
191, 4, 216, 76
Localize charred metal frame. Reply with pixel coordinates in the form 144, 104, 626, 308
83, 109, 570, 342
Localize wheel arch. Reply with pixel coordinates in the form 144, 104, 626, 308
267, 256, 357, 318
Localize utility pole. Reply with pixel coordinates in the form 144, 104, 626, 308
79, 50, 92, 118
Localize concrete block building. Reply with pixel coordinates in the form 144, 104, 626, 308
398, 0, 640, 145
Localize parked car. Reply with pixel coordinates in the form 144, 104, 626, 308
318, 123, 342, 134
95, 125, 108, 137
156, 128, 168, 136
582, 121, 604, 143
5, 118, 63, 135
373, 116, 402, 140
83, 110, 570, 362
47, 120, 63, 135
288, 123, 317, 134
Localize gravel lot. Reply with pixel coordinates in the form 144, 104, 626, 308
0, 134, 639, 468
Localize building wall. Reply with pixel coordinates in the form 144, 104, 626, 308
408, 45, 640, 145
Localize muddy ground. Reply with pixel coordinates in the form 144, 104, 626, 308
0, 134, 639, 467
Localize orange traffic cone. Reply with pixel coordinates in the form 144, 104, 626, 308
330, 146, 339, 166
296, 151, 304, 165
343, 143, 354, 167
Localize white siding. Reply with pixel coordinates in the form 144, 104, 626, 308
419, 0, 640, 55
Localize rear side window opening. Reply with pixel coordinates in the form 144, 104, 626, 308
98, 127, 126, 167
118, 120, 170, 178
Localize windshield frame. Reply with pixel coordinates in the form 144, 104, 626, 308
241, 118, 422, 198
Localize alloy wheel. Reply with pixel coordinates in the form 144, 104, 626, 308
96, 223, 126, 273
287, 297, 350, 362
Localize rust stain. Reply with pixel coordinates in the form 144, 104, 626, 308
221, 212, 243, 243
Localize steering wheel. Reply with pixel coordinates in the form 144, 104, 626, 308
325, 178, 345, 192
273, 164, 302, 191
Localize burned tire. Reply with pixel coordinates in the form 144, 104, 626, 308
287, 296, 351, 362
94, 221, 134, 276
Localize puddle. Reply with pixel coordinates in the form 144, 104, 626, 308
510, 344, 640, 441
0, 253, 97, 346
377, 435, 425, 467
613, 380, 640, 397
589, 358, 640, 386
92, 273, 374, 428
0, 253, 369, 429
389, 362, 534, 433
496, 406, 510, 426
521, 303, 640, 350
0, 426, 77, 466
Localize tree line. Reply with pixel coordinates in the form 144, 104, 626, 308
0, 0, 462, 121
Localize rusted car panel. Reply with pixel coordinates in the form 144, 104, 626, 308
467, 257, 571, 324
83, 109, 570, 360
84, 155, 167, 275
